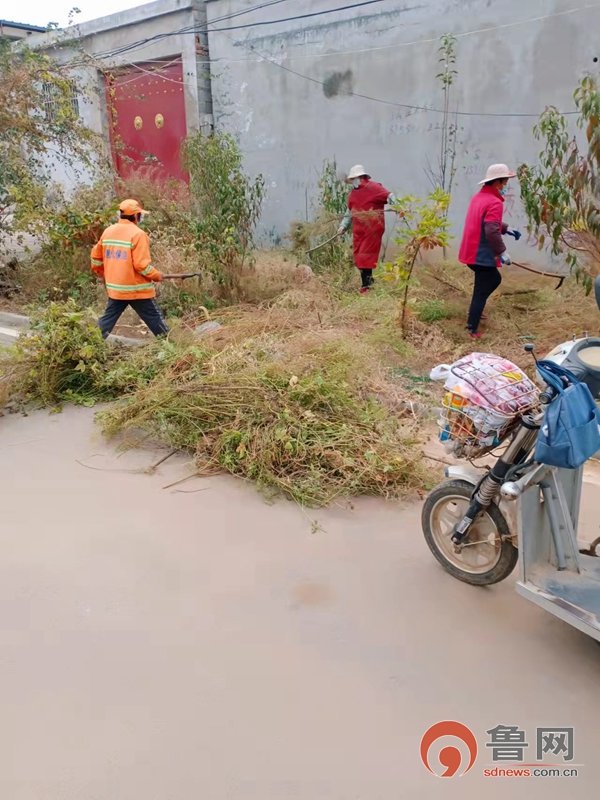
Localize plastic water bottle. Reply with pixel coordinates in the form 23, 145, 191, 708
440, 425, 451, 442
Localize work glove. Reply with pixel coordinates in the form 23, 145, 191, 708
506, 229, 522, 241
500, 252, 512, 266
336, 227, 345, 236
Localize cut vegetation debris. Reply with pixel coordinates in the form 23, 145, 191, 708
0, 301, 113, 408
0, 293, 428, 506
1, 262, 598, 506
99, 334, 426, 507
98, 290, 430, 506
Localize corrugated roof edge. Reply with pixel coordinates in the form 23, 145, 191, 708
0, 19, 46, 32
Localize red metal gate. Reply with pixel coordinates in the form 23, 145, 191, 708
107, 59, 188, 182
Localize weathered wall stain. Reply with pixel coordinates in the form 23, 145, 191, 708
238, 5, 425, 51
322, 69, 353, 98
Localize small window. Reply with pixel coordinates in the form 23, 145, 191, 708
41, 80, 80, 121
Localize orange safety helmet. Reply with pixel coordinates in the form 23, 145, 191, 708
119, 198, 149, 215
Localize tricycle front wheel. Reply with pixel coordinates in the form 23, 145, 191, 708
422, 479, 517, 586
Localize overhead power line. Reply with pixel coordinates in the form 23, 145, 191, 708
63, 0, 295, 62
87, 0, 388, 62
242, 43, 581, 118
81, 0, 600, 64
61, 1, 599, 119
245, 1, 600, 62
208, 0, 387, 32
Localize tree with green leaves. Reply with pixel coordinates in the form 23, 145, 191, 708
0, 39, 97, 251
311, 159, 353, 273
518, 75, 600, 290
183, 131, 264, 299
436, 34, 458, 197
383, 189, 451, 337
424, 34, 459, 259
426, 35, 459, 199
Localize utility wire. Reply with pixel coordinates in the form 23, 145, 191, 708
206, 0, 294, 24
244, 43, 581, 118
62, 1, 598, 118
79, 37, 583, 119
208, 0, 387, 32
86, 0, 388, 62
250, 1, 600, 62
74, 0, 600, 64
67, 0, 295, 62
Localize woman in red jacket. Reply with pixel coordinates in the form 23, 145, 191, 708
458, 164, 521, 339
337, 165, 396, 293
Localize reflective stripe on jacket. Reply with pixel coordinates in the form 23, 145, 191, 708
90, 220, 162, 300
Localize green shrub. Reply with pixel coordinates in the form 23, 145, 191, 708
417, 298, 450, 323
3, 299, 113, 407
183, 132, 264, 299
157, 284, 216, 318
382, 190, 451, 337
291, 159, 354, 279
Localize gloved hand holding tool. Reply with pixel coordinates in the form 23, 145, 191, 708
506, 229, 522, 241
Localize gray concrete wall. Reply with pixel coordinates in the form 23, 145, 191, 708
206, 0, 600, 264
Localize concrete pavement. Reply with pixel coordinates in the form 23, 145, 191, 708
0, 406, 598, 799
0, 312, 29, 346
0, 311, 144, 347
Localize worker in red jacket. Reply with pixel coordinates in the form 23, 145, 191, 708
337, 165, 396, 293
458, 164, 521, 339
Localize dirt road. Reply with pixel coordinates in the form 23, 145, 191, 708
1, 407, 598, 799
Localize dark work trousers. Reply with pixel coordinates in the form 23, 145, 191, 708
360, 268, 374, 288
98, 298, 169, 339
466, 265, 502, 333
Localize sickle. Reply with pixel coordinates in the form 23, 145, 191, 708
511, 260, 565, 290
161, 272, 202, 280
305, 232, 341, 255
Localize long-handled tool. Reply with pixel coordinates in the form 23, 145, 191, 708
161, 272, 202, 280
511, 260, 565, 290
305, 232, 341, 256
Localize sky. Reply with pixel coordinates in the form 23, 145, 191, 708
5, 0, 147, 28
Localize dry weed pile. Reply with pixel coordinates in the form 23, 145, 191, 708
413, 262, 599, 366
99, 294, 427, 506
2, 258, 597, 506
0, 290, 427, 505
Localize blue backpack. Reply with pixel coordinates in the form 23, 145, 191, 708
535, 360, 600, 469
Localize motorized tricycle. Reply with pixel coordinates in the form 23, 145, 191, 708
422, 279, 600, 641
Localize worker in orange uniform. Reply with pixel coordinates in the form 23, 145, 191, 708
91, 199, 168, 338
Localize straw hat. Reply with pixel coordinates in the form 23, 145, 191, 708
478, 164, 516, 185
346, 164, 370, 182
